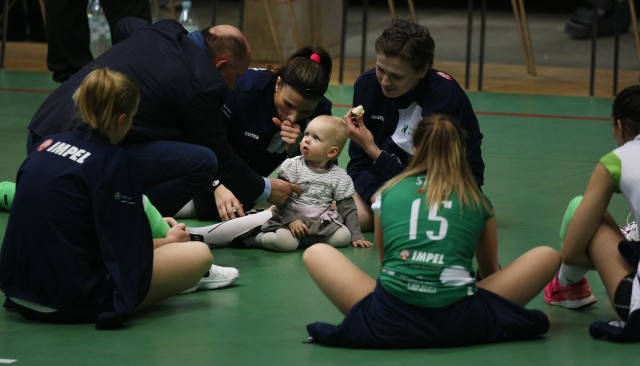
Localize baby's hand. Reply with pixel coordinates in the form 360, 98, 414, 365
288, 219, 308, 238
352, 239, 373, 248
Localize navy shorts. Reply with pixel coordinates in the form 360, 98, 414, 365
307, 281, 549, 349
5, 298, 97, 324
615, 240, 640, 320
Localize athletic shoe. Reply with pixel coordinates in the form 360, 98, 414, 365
621, 220, 639, 241
180, 265, 239, 294
544, 273, 597, 309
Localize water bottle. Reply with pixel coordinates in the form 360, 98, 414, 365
179, 1, 200, 33
87, 0, 111, 57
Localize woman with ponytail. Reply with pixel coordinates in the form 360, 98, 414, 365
0, 68, 220, 330
543, 85, 640, 342
184, 45, 333, 222
302, 114, 560, 348
184, 45, 337, 248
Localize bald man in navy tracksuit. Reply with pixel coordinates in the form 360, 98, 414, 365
27, 18, 295, 217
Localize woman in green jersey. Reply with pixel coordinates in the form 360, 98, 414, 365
302, 113, 561, 348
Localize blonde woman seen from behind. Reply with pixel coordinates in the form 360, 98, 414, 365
0, 68, 225, 329
303, 114, 559, 348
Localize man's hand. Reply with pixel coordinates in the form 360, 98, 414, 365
214, 183, 245, 221
267, 178, 302, 206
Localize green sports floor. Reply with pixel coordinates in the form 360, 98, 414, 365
0, 70, 637, 365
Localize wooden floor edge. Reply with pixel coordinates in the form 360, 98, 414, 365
2, 41, 638, 98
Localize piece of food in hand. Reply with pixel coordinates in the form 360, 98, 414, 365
351, 105, 364, 127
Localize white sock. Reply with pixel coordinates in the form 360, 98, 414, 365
187, 209, 273, 247
325, 227, 352, 248
259, 229, 298, 251
175, 200, 196, 219
558, 263, 587, 286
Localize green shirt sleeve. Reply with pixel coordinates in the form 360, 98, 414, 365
599, 151, 621, 193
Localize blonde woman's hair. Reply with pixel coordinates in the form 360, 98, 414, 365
72, 68, 140, 137
378, 113, 488, 210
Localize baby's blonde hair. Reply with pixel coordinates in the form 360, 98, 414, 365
316, 115, 349, 154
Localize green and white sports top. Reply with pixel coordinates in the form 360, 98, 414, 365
600, 134, 640, 223
372, 175, 493, 308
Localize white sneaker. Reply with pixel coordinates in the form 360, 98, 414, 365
180, 265, 239, 294
621, 220, 639, 241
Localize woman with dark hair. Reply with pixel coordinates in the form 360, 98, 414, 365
544, 85, 640, 342
183, 45, 334, 224
345, 20, 485, 231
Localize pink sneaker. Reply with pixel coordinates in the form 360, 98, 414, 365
544, 273, 597, 309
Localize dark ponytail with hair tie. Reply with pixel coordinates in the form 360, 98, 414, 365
274, 45, 332, 99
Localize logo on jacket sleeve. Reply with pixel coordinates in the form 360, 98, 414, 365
37, 139, 53, 151
436, 71, 452, 80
